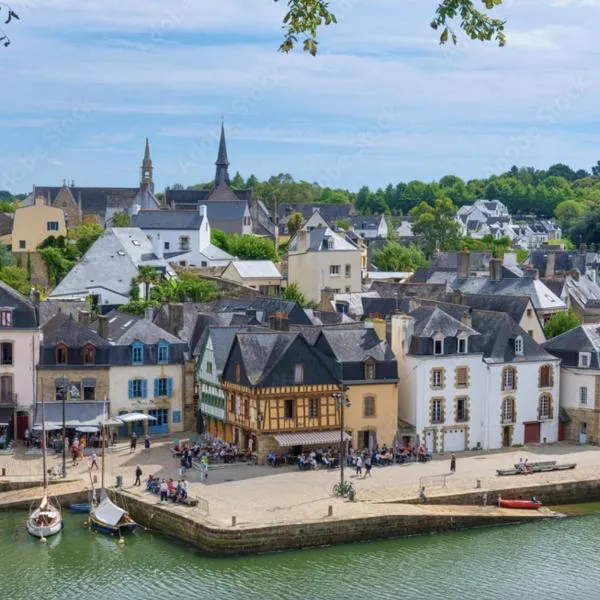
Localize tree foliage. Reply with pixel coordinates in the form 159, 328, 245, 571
277, 0, 506, 56
544, 310, 580, 340
286, 211, 304, 236
459, 234, 511, 258
282, 282, 309, 306
371, 242, 429, 272
410, 197, 461, 256
111, 211, 130, 227
0, 265, 30, 295
211, 229, 278, 261
70, 223, 103, 256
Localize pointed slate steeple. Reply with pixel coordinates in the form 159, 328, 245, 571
214, 121, 230, 187
140, 137, 154, 193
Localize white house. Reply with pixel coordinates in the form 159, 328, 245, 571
349, 215, 388, 240
221, 260, 283, 295
391, 303, 560, 452
544, 324, 600, 444
131, 205, 234, 268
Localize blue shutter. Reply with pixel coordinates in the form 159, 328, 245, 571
128, 380, 133, 399
153, 378, 159, 398
172, 410, 181, 424
142, 379, 147, 398
167, 377, 173, 398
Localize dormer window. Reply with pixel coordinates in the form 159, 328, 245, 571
365, 360, 376, 380
579, 352, 591, 368
294, 363, 304, 384
56, 343, 68, 365
458, 336, 468, 354
0, 309, 12, 327
131, 342, 144, 365
327, 238, 334, 250
82, 344, 96, 365
234, 362, 241, 383
157, 340, 169, 364
514, 336, 523, 356
433, 336, 444, 356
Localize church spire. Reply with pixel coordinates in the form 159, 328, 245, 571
214, 121, 230, 187
140, 137, 154, 192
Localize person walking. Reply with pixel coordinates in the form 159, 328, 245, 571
130, 432, 137, 454
355, 454, 363, 477
450, 453, 456, 474
159, 479, 168, 502
200, 454, 209, 482
90, 452, 99, 470
134, 464, 142, 486
24, 428, 30, 449
144, 435, 151, 453
364, 455, 372, 478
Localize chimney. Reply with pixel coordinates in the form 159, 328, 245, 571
131, 204, 141, 217
295, 230, 308, 253
461, 309, 472, 328
546, 252, 556, 278
407, 299, 420, 313
366, 318, 386, 342
527, 268, 539, 280
503, 252, 517, 267
78, 310, 91, 326
199, 204, 207, 217
451, 290, 464, 305
457, 250, 470, 279
144, 307, 154, 322
168, 303, 184, 335
269, 313, 289, 331
151, 233, 163, 260
390, 313, 414, 360
580, 243, 588, 255
97, 315, 109, 339
489, 258, 503, 282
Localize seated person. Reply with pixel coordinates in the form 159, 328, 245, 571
321, 455, 330, 467
267, 451, 276, 466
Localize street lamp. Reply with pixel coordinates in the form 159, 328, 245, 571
333, 389, 351, 489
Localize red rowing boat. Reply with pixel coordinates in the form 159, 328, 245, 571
498, 499, 542, 510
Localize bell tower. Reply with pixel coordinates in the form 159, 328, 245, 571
140, 137, 154, 193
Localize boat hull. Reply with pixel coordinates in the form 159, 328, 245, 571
89, 514, 136, 535
70, 503, 90, 514
499, 499, 542, 510
26, 509, 63, 538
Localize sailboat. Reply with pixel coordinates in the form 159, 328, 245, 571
89, 421, 136, 535
26, 397, 63, 538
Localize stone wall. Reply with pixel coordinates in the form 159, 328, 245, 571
37, 368, 110, 403
13, 251, 49, 290
175, 268, 262, 299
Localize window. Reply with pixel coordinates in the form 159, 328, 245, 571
363, 395, 376, 418
0, 342, 12, 365
364, 361, 376, 380
206, 361, 213, 375
329, 265, 340, 276
56, 343, 68, 365
157, 341, 169, 364
514, 336, 523, 356
284, 399, 294, 419
458, 337, 467, 354
172, 410, 181, 424
528, 330, 534, 337
579, 353, 591, 368
456, 367, 468, 388
345, 264, 351, 278
164, 241, 170, 250
502, 367, 516, 391
83, 383, 95, 400
327, 238, 334, 250
55, 379, 67, 401
345, 286, 351, 293
47, 221, 59, 231
432, 368, 444, 389
539, 365, 553, 388
18, 240, 25, 250
131, 342, 144, 365
431, 398, 444, 424
456, 397, 469, 422
82, 344, 95, 365
580, 386, 588, 405
0, 375, 12, 403
308, 398, 319, 418
294, 364, 304, 384
154, 377, 172, 397
129, 379, 147, 399
234, 362, 241, 383
538, 393, 552, 420
502, 397, 514, 423
0, 310, 12, 327
179, 236, 190, 251
526, 308, 533, 317
68, 382, 81, 399
434, 338, 443, 356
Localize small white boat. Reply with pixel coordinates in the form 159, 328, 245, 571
26, 494, 63, 538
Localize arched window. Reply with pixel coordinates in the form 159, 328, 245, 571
502, 367, 516, 391
538, 393, 553, 420
502, 397, 515, 423
55, 343, 68, 365
539, 364, 553, 388
82, 343, 95, 365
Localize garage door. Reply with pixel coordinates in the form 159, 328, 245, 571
524, 422, 541, 444
444, 429, 465, 452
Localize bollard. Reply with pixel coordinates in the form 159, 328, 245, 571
476, 479, 481, 489
328, 505, 333, 517
231, 516, 236, 526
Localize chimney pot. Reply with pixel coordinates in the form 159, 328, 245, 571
199, 204, 207, 217
98, 315, 109, 339
78, 310, 90, 326
457, 251, 470, 279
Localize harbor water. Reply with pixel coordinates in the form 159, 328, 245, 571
2, 508, 600, 600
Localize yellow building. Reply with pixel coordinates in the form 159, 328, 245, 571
12, 196, 66, 252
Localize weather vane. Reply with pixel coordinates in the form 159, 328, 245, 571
0, 3, 19, 48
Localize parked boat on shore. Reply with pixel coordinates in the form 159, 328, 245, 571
496, 460, 577, 476
499, 498, 542, 510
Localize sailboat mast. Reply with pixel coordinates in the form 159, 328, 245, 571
101, 423, 105, 491
41, 396, 47, 491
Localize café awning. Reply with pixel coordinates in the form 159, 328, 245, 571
33, 402, 109, 427
0, 407, 13, 427
274, 430, 351, 447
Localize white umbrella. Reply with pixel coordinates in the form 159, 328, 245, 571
75, 425, 99, 433
32, 423, 62, 431
118, 412, 157, 423
100, 417, 124, 426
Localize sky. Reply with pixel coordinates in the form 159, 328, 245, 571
0, 0, 599, 195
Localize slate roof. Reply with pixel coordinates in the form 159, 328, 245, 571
288, 226, 358, 252
0, 212, 13, 236
544, 324, 600, 368
0, 280, 37, 328
38, 299, 89, 327
432, 252, 493, 271
225, 261, 282, 280
132, 210, 203, 230
459, 294, 532, 325
204, 201, 249, 234
349, 215, 384, 230
316, 328, 395, 362
279, 203, 353, 224
369, 282, 449, 301
90, 312, 181, 345
42, 312, 109, 347
411, 306, 478, 338
196, 326, 245, 376
200, 297, 313, 326
167, 187, 251, 210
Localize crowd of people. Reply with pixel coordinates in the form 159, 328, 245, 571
146, 475, 189, 503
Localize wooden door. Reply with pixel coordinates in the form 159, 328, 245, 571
524, 422, 541, 444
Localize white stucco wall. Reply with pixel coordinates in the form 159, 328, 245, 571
560, 368, 596, 410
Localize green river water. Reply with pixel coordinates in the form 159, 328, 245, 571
2, 508, 599, 600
